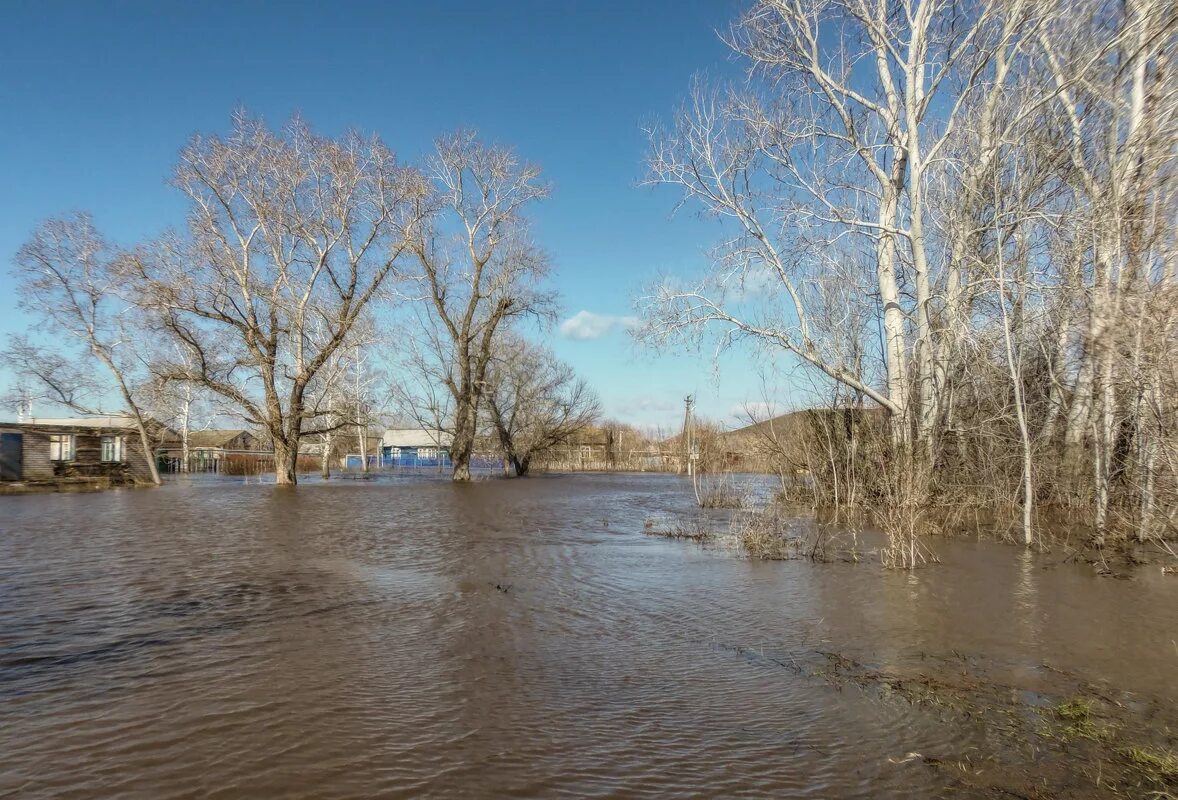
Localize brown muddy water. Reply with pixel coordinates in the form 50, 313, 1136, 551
1, 473, 1176, 799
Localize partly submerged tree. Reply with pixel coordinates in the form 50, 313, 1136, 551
484, 336, 600, 476
406, 131, 556, 481
129, 111, 429, 485
4, 214, 162, 484
640, 0, 1178, 555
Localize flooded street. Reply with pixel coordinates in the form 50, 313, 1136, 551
2, 473, 1176, 798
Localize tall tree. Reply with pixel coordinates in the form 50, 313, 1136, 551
408, 131, 556, 481
640, 0, 1040, 451
641, 0, 1178, 553
129, 112, 428, 485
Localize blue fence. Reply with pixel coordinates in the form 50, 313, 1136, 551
344, 452, 504, 471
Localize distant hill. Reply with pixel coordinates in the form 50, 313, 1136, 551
724, 406, 887, 442
724, 410, 810, 441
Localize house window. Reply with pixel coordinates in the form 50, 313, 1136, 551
101, 435, 125, 462
418, 448, 436, 460
49, 433, 75, 462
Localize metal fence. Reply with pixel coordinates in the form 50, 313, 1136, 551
344, 452, 504, 472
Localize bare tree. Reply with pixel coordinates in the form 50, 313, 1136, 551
484, 336, 600, 476
4, 215, 162, 484
640, 0, 1037, 453
128, 112, 428, 485
641, 0, 1178, 558
407, 131, 556, 481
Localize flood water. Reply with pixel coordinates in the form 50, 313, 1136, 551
1, 473, 1175, 798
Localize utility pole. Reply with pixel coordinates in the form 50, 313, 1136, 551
684, 394, 702, 505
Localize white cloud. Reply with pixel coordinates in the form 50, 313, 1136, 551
559, 310, 640, 341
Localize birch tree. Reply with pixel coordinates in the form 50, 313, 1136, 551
644, 0, 1178, 552
641, 0, 1024, 452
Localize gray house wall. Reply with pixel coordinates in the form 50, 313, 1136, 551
0, 424, 154, 484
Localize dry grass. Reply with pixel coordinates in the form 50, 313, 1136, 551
643, 515, 713, 542
1120, 745, 1178, 783
693, 473, 750, 509
731, 509, 803, 560
730, 508, 862, 562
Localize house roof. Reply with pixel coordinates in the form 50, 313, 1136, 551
187, 429, 252, 448
25, 414, 140, 429
0, 415, 181, 440
381, 428, 453, 448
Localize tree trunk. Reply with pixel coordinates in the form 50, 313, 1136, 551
450, 394, 478, 482
452, 448, 472, 481
180, 395, 191, 473
876, 183, 909, 443
358, 420, 368, 474
131, 414, 161, 486
321, 431, 332, 480
274, 439, 298, 486
513, 455, 530, 477
95, 347, 161, 486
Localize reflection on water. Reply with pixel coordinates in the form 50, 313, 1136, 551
0, 473, 1174, 798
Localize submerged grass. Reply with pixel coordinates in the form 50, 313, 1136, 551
1039, 696, 1118, 743
692, 473, 751, 510
792, 649, 1178, 798
732, 507, 863, 562
643, 515, 713, 542
1054, 696, 1095, 721
1120, 746, 1178, 783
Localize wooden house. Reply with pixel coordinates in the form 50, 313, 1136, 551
155, 429, 270, 473
380, 428, 452, 466
0, 416, 157, 485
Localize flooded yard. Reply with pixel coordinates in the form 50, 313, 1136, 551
1, 473, 1175, 798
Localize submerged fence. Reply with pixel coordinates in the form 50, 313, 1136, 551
157, 450, 284, 476
344, 452, 504, 472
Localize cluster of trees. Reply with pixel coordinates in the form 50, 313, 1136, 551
641, 0, 1177, 552
4, 113, 598, 484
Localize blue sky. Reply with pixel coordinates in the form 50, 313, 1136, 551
0, 0, 802, 429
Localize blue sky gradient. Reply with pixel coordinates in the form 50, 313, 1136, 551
0, 0, 803, 429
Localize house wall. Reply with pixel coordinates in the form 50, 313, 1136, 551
0, 426, 154, 484
0, 426, 51, 480
228, 432, 257, 451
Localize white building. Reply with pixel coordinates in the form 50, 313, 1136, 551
380, 428, 453, 462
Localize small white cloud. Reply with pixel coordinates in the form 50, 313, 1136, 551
559, 310, 640, 341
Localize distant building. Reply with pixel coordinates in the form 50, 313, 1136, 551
0, 415, 159, 485
536, 429, 613, 468
158, 429, 264, 457
189, 429, 263, 453
155, 429, 270, 473
379, 428, 452, 467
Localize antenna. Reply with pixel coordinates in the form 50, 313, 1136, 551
16, 386, 32, 423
